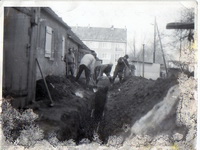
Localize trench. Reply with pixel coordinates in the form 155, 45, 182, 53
37, 77, 177, 143
2, 75, 181, 145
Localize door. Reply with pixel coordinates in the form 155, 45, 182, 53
3, 8, 32, 98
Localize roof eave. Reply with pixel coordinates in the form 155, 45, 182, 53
42, 7, 71, 30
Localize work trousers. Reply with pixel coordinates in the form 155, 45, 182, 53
112, 65, 124, 83
75, 64, 91, 85
66, 63, 74, 76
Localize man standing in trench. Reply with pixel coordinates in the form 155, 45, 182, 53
75, 51, 97, 86
112, 54, 130, 83
64, 48, 75, 77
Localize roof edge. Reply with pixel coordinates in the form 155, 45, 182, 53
42, 7, 71, 30
82, 39, 127, 43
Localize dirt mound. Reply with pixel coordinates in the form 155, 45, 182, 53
35, 75, 80, 101
34, 76, 97, 143
98, 76, 178, 142
2, 74, 179, 146
25, 75, 178, 144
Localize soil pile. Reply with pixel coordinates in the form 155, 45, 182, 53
98, 76, 178, 142
36, 75, 80, 101
34, 75, 178, 144
3, 75, 178, 145
34, 76, 96, 143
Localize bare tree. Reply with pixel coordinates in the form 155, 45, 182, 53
169, 8, 195, 55
167, 7, 195, 76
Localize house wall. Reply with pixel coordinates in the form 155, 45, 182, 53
36, 9, 70, 80
132, 62, 160, 80
3, 7, 88, 108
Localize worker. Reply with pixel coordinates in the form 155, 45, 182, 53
94, 64, 113, 84
112, 54, 130, 83
75, 52, 97, 85
64, 48, 75, 77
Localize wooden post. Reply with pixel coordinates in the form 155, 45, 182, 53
27, 8, 40, 105
153, 17, 156, 63
133, 37, 136, 58
156, 21, 168, 77
179, 18, 183, 60
142, 44, 145, 77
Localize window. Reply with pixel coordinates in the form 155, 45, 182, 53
61, 36, 65, 60
100, 53, 111, 59
100, 42, 111, 49
102, 53, 107, 59
115, 43, 124, 51
45, 26, 54, 59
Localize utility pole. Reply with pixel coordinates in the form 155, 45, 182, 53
133, 37, 136, 58
179, 18, 183, 60
153, 17, 156, 63
142, 44, 145, 77
156, 21, 168, 77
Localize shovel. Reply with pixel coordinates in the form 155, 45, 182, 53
36, 58, 54, 107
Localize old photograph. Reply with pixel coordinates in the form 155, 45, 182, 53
0, 0, 198, 149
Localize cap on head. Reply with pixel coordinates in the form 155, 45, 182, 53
124, 54, 129, 59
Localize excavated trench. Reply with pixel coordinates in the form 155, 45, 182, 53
2, 75, 182, 146
32, 75, 180, 144
97, 75, 179, 143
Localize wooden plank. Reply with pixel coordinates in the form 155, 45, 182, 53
166, 22, 194, 29
27, 8, 40, 105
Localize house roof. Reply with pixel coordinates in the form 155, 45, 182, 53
71, 26, 127, 43
42, 7, 71, 30
67, 29, 90, 50
42, 8, 90, 50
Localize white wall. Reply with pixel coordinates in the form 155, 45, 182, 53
133, 62, 160, 80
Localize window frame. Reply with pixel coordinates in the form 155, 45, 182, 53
44, 26, 54, 60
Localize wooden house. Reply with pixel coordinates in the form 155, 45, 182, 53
3, 7, 91, 108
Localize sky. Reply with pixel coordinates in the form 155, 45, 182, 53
0, 0, 197, 59
50, 0, 197, 57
